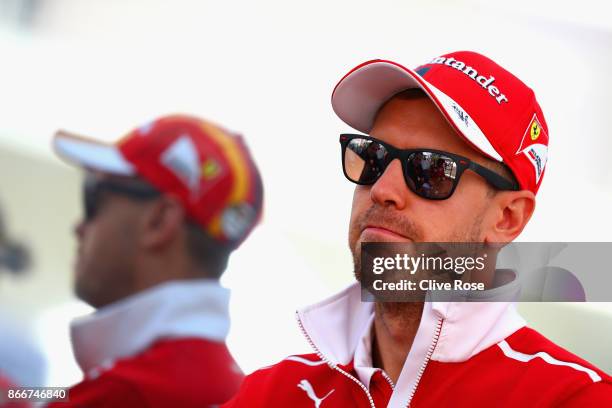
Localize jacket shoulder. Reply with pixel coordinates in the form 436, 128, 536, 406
497, 326, 612, 404
558, 381, 612, 407
223, 353, 336, 407
243, 353, 330, 383
414, 326, 612, 407
62, 338, 243, 407
503, 327, 611, 383
114, 338, 243, 404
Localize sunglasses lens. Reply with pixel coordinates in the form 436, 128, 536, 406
405, 152, 458, 199
343, 138, 388, 184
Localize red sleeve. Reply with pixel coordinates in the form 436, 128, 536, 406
222, 370, 271, 408
47, 377, 146, 408
559, 381, 612, 407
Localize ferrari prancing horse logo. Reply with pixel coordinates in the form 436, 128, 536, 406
516, 114, 548, 184
530, 121, 541, 141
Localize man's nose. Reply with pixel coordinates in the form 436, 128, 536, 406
369, 159, 411, 209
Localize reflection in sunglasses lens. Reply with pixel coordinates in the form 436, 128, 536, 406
344, 139, 388, 184
406, 152, 457, 199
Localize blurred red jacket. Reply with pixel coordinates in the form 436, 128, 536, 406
48, 280, 242, 408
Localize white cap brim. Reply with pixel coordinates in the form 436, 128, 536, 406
53, 131, 135, 175
331, 60, 503, 162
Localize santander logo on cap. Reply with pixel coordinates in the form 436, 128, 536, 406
331, 50, 549, 194
423, 55, 509, 105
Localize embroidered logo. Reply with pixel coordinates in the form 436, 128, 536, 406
297, 379, 334, 408
426, 56, 509, 104
160, 134, 201, 192
530, 120, 541, 141
516, 114, 548, 184
201, 158, 221, 180
221, 203, 257, 240
451, 103, 470, 127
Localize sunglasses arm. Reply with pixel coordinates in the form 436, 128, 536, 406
469, 162, 519, 191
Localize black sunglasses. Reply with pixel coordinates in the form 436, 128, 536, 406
83, 175, 161, 221
340, 134, 518, 200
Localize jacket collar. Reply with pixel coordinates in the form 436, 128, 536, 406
71, 279, 230, 375
297, 279, 525, 407
297, 279, 524, 365
297, 283, 374, 367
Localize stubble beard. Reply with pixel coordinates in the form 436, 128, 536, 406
350, 205, 486, 321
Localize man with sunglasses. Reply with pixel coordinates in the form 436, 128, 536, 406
225, 51, 612, 407
48, 115, 263, 407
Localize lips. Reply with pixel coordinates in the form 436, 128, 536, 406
360, 225, 411, 242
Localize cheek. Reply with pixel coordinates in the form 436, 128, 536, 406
82, 214, 136, 262
75, 223, 110, 290
348, 187, 370, 241
421, 197, 489, 241
419, 209, 462, 240
80, 223, 117, 266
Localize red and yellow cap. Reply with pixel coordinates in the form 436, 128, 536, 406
53, 114, 263, 248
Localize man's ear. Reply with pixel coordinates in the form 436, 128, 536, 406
140, 196, 186, 250
484, 190, 536, 244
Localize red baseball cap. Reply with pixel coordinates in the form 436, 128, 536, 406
53, 114, 263, 248
332, 51, 549, 194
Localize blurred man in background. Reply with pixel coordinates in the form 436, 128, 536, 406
48, 115, 263, 407
225, 52, 612, 406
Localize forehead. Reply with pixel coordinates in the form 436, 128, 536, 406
370, 93, 484, 161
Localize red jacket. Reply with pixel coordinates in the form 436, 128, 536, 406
49, 338, 241, 407
49, 280, 242, 408
225, 283, 612, 407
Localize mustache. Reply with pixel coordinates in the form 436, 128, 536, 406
356, 205, 422, 241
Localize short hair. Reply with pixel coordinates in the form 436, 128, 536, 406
185, 222, 232, 279
388, 88, 519, 193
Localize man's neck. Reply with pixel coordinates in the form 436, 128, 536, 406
372, 301, 424, 384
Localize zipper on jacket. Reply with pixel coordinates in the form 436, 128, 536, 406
381, 371, 395, 390
405, 317, 444, 407
296, 312, 377, 408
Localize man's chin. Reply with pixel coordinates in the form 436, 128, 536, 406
74, 282, 92, 306
74, 276, 103, 308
